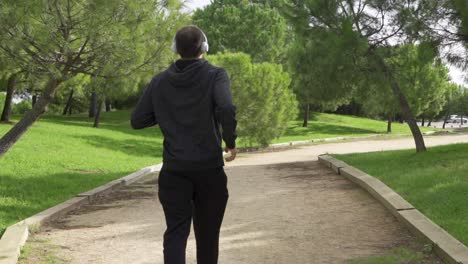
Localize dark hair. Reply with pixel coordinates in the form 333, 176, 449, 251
174, 25, 205, 59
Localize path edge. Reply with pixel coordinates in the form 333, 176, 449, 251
318, 154, 468, 264
0, 163, 162, 264
237, 130, 437, 153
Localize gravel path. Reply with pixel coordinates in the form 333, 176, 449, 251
20, 134, 468, 264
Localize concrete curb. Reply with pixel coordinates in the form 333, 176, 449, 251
0, 224, 28, 264
318, 155, 468, 264
0, 163, 162, 264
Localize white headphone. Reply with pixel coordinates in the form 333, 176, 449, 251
171, 29, 209, 54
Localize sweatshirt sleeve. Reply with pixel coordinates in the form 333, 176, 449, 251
130, 81, 157, 129
213, 68, 237, 149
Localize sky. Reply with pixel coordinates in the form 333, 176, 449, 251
183, 0, 210, 12
184, 0, 466, 86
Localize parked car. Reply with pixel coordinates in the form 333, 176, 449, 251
447, 117, 468, 124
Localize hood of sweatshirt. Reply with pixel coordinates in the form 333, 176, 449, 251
167, 59, 209, 87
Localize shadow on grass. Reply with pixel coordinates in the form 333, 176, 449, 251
40, 114, 163, 139
282, 122, 378, 137
75, 135, 163, 158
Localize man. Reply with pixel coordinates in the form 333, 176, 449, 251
130, 25, 237, 264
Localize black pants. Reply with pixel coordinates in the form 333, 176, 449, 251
158, 166, 229, 264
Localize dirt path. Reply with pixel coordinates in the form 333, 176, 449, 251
20, 134, 468, 264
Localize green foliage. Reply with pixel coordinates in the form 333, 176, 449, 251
415, 0, 468, 69
336, 143, 468, 245
12, 100, 32, 115
453, 86, 468, 116
387, 45, 450, 118
357, 44, 452, 120
288, 28, 367, 110
0, 0, 186, 103
193, 2, 288, 62
453, 0, 468, 41
439, 83, 461, 120
208, 52, 298, 146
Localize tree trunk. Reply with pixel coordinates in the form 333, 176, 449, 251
374, 53, 426, 152
421, 117, 425, 127
68, 102, 72, 115
32, 95, 37, 107
105, 98, 111, 112
302, 103, 309, 127
443, 115, 448, 129
62, 89, 74, 115
387, 114, 392, 133
93, 97, 103, 128
0, 74, 17, 123
0, 79, 62, 158
89, 91, 97, 118
427, 120, 432, 127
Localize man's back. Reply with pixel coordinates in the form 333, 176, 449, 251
131, 58, 237, 170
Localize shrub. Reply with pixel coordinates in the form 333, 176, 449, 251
208, 52, 298, 146
12, 99, 32, 115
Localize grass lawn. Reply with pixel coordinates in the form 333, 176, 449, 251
334, 143, 468, 246
0, 110, 163, 236
0, 109, 437, 236
273, 112, 435, 143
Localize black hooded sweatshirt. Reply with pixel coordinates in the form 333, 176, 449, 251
130, 58, 237, 171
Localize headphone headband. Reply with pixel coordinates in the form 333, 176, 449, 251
171, 28, 209, 54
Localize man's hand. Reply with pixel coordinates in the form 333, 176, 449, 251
224, 147, 237, 162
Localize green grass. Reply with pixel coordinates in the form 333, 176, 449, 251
0, 110, 437, 236
334, 143, 468, 246
273, 112, 435, 143
0, 110, 163, 236
19, 237, 67, 264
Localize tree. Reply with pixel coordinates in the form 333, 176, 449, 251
0, 54, 22, 123
354, 72, 399, 133
0, 0, 185, 158
87, 75, 140, 127
58, 74, 89, 115
283, 0, 449, 152
0, 73, 18, 123
440, 83, 460, 128
389, 45, 451, 127
208, 52, 298, 146
453, 86, 468, 124
415, 0, 468, 71
288, 29, 362, 127
193, 1, 288, 63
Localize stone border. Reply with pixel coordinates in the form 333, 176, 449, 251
0, 163, 162, 264
318, 155, 468, 264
